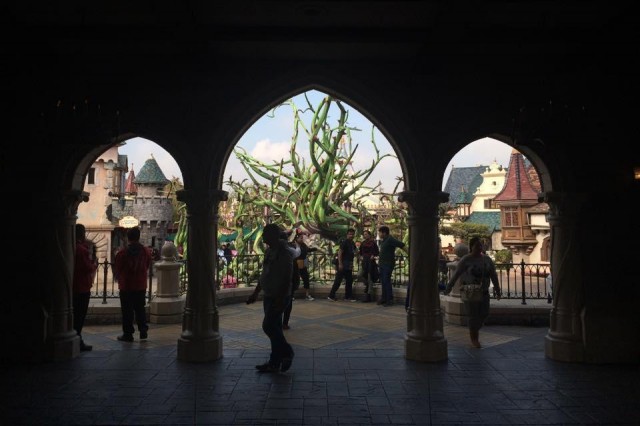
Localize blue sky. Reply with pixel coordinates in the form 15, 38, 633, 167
119, 90, 512, 191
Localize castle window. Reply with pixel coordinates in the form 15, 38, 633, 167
87, 168, 95, 185
484, 199, 497, 209
503, 206, 519, 226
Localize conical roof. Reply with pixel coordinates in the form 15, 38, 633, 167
134, 156, 169, 186
124, 169, 138, 194
493, 149, 539, 202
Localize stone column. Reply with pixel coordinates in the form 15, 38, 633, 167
176, 189, 228, 362
46, 190, 89, 361
542, 191, 586, 362
149, 241, 185, 324
398, 190, 449, 362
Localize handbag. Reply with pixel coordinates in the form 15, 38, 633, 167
460, 257, 486, 302
460, 284, 484, 302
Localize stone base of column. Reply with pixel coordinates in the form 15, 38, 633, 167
149, 297, 185, 324
544, 332, 585, 362
177, 335, 223, 362
151, 312, 184, 324
405, 335, 448, 362
49, 332, 80, 361
440, 295, 468, 326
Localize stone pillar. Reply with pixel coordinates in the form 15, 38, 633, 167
149, 241, 185, 324
46, 190, 89, 361
176, 189, 227, 362
398, 190, 449, 362
542, 191, 586, 362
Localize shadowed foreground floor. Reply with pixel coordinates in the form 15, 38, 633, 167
2, 299, 638, 425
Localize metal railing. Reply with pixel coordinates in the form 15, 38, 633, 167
209, 252, 410, 290
180, 254, 552, 303
91, 260, 155, 303
493, 260, 552, 304
91, 255, 550, 304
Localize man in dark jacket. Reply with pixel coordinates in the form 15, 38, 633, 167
246, 224, 295, 373
327, 228, 357, 302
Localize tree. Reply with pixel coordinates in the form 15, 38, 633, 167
163, 176, 184, 224
439, 222, 491, 242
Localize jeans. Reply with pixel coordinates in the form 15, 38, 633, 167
73, 292, 91, 338
329, 268, 353, 299
299, 267, 311, 289
262, 296, 293, 366
379, 264, 394, 302
119, 290, 148, 335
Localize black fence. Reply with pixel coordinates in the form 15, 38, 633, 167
90, 260, 154, 304
92, 255, 551, 304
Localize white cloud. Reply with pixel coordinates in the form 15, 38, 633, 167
119, 137, 182, 181
250, 139, 291, 163
442, 137, 513, 189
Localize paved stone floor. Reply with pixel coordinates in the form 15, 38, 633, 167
2, 299, 639, 425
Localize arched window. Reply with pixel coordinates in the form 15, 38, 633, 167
541, 236, 551, 262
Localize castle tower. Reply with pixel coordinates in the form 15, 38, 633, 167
132, 155, 172, 251
493, 149, 539, 261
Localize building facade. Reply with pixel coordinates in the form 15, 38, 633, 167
76, 145, 128, 262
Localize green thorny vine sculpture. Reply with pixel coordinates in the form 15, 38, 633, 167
225, 94, 396, 255
174, 94, 408, 284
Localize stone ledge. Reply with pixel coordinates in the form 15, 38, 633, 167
84, 285, 551, 326
440, 295, 551, 326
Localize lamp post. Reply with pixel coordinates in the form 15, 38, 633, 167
455, 185, 471, 220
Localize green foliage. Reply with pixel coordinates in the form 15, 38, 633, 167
225, 93, 394, 246
439, 222, 491, 241
494, 249, 513, 270
164, 177, 184, 224
494, 249, 512, 264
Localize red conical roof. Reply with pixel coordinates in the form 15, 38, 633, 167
124, 169, 138, 195
493, 149, 539, 202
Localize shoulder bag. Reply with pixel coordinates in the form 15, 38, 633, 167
460, 257, 485, 303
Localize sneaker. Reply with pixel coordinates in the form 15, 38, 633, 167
255, 362, 280, 373
282, 324, 290, 330
80, 341, 92, 352
117, 334, 134, 342
281, 351, 295, 372
327, 296, 337, 302
306, 295, 315, 301
345, 298, 357, 302
140, 330, 148, 340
